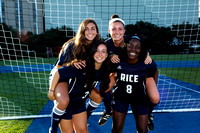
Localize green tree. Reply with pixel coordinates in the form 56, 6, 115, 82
125, 21, 176, 54
172, 22, 199, 43
1, 23, 18, 37
172, 22, 199, 52
0, 23, 19, 60
31, 26, 75, 57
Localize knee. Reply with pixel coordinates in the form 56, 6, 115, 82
91, 95, 102, 104
76, 126, 87, 133
93, 98, 102, 104
58, 97, 70, 109
96, 95, 102, 103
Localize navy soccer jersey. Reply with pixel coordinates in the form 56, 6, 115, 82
114, 60, 157, 103
105, 36, 129, 60
57, 41, 74, 66
106, 38, 125, 59
58, 66, 101, 101
57, 41, 92, 66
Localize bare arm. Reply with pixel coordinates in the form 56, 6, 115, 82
146, 70, 160, 104
105, 72, 116, 92
48, 70, 60, 100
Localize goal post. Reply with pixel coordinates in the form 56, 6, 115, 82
0, 0, 199, 120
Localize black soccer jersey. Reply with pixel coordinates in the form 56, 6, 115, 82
114, 60, 157, 103
58, 66, 101, 101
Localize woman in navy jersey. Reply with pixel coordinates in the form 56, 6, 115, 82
48, 41, 111, 133
111, 36, 158, 133
106, 14, 152, 64
48, 17, 115, 130
98, 14, 160, 130
48, 18, 103, 133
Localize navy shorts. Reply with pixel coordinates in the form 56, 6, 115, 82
112, 96, 149, 115
62, 99, 86, 120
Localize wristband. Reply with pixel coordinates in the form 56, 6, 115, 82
49, 89, 55, 92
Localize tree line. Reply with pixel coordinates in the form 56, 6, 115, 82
1, 21, 199, 58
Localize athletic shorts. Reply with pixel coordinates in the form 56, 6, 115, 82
112, 96, 149, 115
62, 99, 86, 120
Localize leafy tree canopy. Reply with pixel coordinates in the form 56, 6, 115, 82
31, 26, 75, 53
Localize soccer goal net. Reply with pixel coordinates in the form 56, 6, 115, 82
0, 0, 199, 120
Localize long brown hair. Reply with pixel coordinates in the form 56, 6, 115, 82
73, 19, 100, 60
59, 19, 100, 62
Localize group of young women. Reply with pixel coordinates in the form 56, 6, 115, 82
48, 14, 160, 133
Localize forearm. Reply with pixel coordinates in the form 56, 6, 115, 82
49, 70, 60, 91
105, 73, 116, 92
55, 59, 77, 69
61, 59, 78, 67
146, 77, 160, 104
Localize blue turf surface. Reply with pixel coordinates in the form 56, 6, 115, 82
26, 111, 200, 133
1, 60, 199, 73
1, 61, 199, 132
25, 76, 200, 133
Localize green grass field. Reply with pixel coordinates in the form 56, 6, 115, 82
151, 54, 200, 61
0, 119, 33, 133
151, 54, 200, 86
0, 72, 49, 132
0, 58, 54, 132
0, 54, 199, 132
158, 67, 200, 86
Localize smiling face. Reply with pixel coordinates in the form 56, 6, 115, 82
127, 39, 141, 62
93, 44, 108, 64
109, 22, 125, 42
84, 22, 98, 41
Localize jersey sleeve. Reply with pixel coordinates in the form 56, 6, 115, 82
105, 38, 114, 55
106, 37, 127, 60
57, 42, 74, 66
